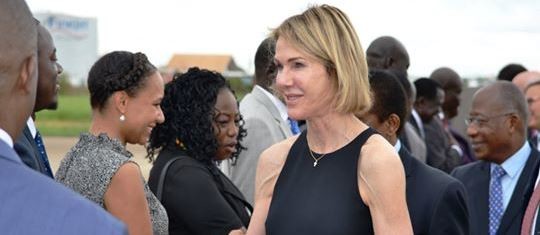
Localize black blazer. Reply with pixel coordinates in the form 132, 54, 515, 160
14, 125, 49, 177
148, 146, 251, 235
451, 144, 540, 235
399, 146, 469, 235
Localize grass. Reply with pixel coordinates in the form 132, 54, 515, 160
35, 95, 91, 136
34, 90, 248, 137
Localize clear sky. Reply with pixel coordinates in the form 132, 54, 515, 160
27, 0, 540, 79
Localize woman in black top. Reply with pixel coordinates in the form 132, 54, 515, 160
147, 67, 250, 235
247, 5, 413, 235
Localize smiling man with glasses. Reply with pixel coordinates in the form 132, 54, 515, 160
451, 81, 540, 235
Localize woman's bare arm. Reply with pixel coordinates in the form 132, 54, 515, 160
358, 134, 413, 235
247, 137, 296, 235
104, 162, 153, 235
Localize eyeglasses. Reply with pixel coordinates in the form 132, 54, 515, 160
527, 96, 540, 105
465, 113, 514, 127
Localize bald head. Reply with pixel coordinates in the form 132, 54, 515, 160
430, 67, 461, 88
474, 81, 528, 131
512, 71, 540, 92
430, 67, 462, 119
366, 36, 410, 76
0, 0, 39, 140
468, 81, 528, 163
0, 0, 37, 86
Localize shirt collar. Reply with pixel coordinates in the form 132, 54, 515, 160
26, 117, 37, 138
394, 139, 402, 153
0, 128, 14, 148
256, 85, 288, 122
411, 109, 424, 130
491, 141, 531, 179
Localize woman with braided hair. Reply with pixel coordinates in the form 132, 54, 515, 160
147, 67, 251, 235
56, 51, 169, 235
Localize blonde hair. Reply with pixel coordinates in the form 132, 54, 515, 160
271, 4, 371, 115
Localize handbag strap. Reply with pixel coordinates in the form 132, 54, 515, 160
156, 156, 184, 201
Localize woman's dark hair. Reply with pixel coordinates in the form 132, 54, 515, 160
87, 51, 157, 110
147, 67, 247, 165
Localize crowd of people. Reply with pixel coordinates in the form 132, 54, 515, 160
3, 1, 540, 235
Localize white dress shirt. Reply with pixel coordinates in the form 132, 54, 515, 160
0, 128, 13, 148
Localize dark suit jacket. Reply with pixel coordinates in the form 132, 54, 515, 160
424, 117, 461, 173
148, 146, 251, 234
451, 146, 540, 235
14, 125, 50, 176
399, 146, 469, 235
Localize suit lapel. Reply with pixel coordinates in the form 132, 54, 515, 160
472, 162, 491, 234
22, 126, 46, 172
497, 148, 540, 234
251, 88, 292, 138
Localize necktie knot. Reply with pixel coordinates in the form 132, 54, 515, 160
492, 165, 506, 179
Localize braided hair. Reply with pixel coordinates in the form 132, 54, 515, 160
87, 51, 157, 111
147, 67, 247, 165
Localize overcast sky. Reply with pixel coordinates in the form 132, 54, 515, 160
27, 0, 540, 79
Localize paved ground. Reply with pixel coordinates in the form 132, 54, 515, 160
44, 136, 153, 179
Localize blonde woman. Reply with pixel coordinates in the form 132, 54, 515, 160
247, 5, 412, 235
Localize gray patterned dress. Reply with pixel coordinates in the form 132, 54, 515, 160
56, 133, 168, 235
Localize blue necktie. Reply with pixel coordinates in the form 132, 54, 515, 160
288, 118, 300, 135
35, 131, 54, 178
489, 165, 506, 235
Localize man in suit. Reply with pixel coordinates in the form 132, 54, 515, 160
431, 67, 475, 165
525, 80, 540, 151
452, 81, 540, 235
521, 78, 540, 235
0, 0, 127, 233
414, 77, 461, 173
14, 23, 63, 178
360, 69, 469, 234
230, 37, 293, 204
366, 36, 427, 163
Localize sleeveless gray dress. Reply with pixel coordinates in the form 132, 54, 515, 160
56, 133, 168, 235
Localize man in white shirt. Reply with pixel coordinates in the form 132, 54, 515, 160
15, 23, 63, 178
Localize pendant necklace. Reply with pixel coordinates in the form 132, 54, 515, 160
309, 148, 327, 167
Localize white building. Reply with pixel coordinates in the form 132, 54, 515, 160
34, 12, 98, 86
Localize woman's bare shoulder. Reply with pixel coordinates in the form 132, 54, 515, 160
258, 135, 299, 169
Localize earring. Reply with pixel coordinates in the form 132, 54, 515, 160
120, 114, 125, 122
175, 138, 186, 150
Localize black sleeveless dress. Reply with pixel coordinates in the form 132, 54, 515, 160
266, 128, 375, 235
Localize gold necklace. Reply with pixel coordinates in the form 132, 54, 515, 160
308, 148, 327, 167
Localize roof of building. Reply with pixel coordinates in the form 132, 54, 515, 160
167, 54, 244, 75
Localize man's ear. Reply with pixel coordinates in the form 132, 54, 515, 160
507, 114, 519, 134
386, 114, 401, 135
112, 91, 129, 114
17, 54, 37, 95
